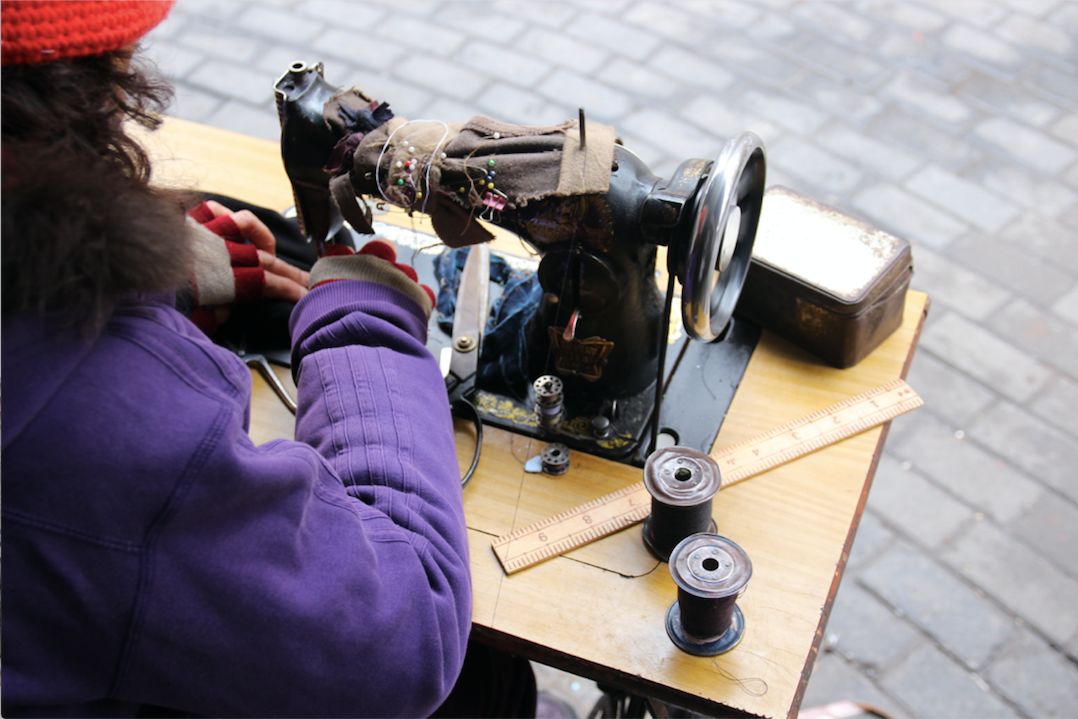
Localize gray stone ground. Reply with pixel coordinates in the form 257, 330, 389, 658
144, 1, 1078, 716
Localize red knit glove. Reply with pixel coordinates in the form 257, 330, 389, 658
186, 201, 310, 333
309, 240, 435, 318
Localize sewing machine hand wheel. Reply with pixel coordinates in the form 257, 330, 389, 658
681, 132, 766, 343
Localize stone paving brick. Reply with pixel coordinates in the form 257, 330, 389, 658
869, 456, 974, 547
249, 44, 326, 80
769, 138, 863, 196
173, 23, 265, 63
883, 72, 972, 125
1009, 492, 1078, 578
995, 298, 1078, 379
870, 106, 983, 171
373, 14, 466, 55
790, 76, 885, 124
1049, 113, 1078, 147
649, 46, 734, 93
858, 0, 948, 32
432, 4, 527, 43
879, 643, 1017, 719
814, 125, 920, 182
962, 159, 1078, 218
996, 213, 1078, 276
188, 60, 276, 106
355, 75, 431, 117
563, 12, 660, 62
970, 400, 1078, 504
619, 108, 720, 163
943, 518, 1078, 646
956, 70, 1062, 128
890, 411, 1043, 524
975, 117, 1078, 175
1048, 2, 1078, 36
234, 4, 325, 44
824, 581, 922, 672
168, 83, 223, 123
920, 312, 1050, 403
490, 1, 577, 29
785, 34, 889, 89
861, 540, 1016, 670
418, 97, 478, 124
394, 56, 487, 100
677, 0, 761, 29
613, 133, 668, 175
145, 40, 204, 82
941, 24, 1023, 69
909, 244, 1010, 320
789, 2, 874, 44
1030, 375, 1078, 439
536, 70, 631, 123
803, 652, 905, 717
847, 509, 895, 570
988, 628, 1078, 719
476, 83, 572, 127
996, 14, 1074, 57
948, 234, 1074, 308
596, 58, 678, 100
455, 42, 551, 88
294, 0, 385, 31
904, 351, 996, 428
171, 0, 244, 21
852, 184, 967, 248
996, 0, 1065, 15
908, 165, 1020, 233
204, 99, 281, 142
622, 3, 699, 42
1052, 286, 1078, 325
315, 31, 403, 72
514, 27, 608, 75
932, 0, 1008, 28
708, 39, 810, 88
739, 90, 827, 135
682, 95, 783, 145
1029, 63, 1078, 106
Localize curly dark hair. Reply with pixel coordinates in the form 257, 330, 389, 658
2, 47, 193, 330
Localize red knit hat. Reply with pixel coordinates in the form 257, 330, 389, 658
1, 0, 174, 66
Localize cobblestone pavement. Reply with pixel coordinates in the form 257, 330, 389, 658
146, 1, 1078, 716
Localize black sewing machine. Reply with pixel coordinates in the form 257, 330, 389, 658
275, 61, 765, 466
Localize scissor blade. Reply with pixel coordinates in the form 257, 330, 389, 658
449, 244, 490, 382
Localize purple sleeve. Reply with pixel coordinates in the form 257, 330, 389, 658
119, 282, 470, 717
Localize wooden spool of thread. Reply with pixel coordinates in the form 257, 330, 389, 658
642, 446, 721, 560
666, 532, 753, 656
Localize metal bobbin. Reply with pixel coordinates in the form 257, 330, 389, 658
533, 375, 564, 432
540, 443, 570, 475
666, 533, 752, 656
641, 446, 721, 561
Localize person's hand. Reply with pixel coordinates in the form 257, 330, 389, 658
189, 200, 310, 303
309, 239, 435, 318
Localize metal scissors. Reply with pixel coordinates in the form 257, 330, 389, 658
445, 243, 490, 487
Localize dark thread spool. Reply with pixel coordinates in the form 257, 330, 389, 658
533, 375, 564, 432
642, 446, 721, 561
666, 533, 752, 656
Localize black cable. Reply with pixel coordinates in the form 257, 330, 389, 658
452, 397, 483, 488
650, 269, 677, 455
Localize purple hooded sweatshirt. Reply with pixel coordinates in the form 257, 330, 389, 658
1, 279, 472, 717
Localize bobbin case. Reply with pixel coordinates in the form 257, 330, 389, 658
642, 447, 720, 560
735, 187, 912, 368
666, 533, 753, 656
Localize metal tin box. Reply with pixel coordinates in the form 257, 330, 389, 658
735, 187, 913, 368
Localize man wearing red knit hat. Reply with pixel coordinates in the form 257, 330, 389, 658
0, 2, 522, 716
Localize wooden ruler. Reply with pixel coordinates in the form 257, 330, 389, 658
491, 379, 922, 574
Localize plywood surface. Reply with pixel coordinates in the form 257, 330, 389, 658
145, 118, 927, 718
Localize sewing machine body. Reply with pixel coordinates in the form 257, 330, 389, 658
276, 61, 766, 465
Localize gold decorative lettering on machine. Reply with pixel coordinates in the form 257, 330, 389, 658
547, 328, 614, 382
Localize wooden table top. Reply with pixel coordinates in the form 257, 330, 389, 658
142, 117, 927, 719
